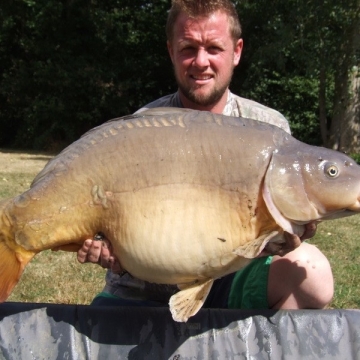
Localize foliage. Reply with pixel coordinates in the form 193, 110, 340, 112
0, 0, 172, 150
0, 0, 358, 150
349, 153, 360, 164
232, 0, 346, 144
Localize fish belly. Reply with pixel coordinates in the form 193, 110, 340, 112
109, 183, 260, 285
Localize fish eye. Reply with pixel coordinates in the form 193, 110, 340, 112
325, 163, 339, 178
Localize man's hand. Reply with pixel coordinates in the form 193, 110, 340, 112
283, 222, 317, 251
77, 237, 122, 274
300, 222, 317, 241
259, 222, 318, 258
276, 222, 318, 256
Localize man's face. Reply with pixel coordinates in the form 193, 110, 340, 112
167, 10, 243, 111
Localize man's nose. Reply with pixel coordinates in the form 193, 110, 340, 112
193, 49, 210, 68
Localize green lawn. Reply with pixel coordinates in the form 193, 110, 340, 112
312, 217, 360, 309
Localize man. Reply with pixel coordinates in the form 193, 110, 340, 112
78, 0, 333, 310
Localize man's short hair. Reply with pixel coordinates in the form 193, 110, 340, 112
166, 0, 242, 44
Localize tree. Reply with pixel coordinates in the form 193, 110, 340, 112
234, 0, 359, 150
0, 0, 358, 151
233, 0, 332, 145
0, 0, 172, 150
327, 0, 360, 152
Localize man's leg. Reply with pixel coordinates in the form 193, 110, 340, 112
267, 242, 334, 309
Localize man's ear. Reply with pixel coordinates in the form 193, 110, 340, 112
233, 38, 243, 66
167, 40, 175, 64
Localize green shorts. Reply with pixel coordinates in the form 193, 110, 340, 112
228, 256, 273, 309
92, 256, 273, 310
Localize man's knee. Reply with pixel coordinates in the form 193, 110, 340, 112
268, 243, 334, 309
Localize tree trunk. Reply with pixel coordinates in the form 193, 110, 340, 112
318, 44, 328, 146
327, 8, 360, 153
338, 66, 360, 153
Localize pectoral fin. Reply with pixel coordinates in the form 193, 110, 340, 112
233, 231, 281, 258
233, 230, 303, 259
169, 278, 214, 322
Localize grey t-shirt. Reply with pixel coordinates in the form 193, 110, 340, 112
101, 90, 290, 303
136, 91, 290, 133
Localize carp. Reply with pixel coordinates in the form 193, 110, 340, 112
0, 107, 360, 322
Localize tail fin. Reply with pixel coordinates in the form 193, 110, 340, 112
0, 240, 35, 302
0, 198, 35, 302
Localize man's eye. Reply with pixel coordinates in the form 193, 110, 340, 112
181, 46, 194, 52
208, 46, 222, 53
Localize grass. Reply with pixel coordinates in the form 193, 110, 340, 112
0, 150, 106, 305
1, 149, 360, 308
312, 217, 360, 309
9, 251, 106, 304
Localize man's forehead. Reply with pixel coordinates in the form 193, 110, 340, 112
173, 11, 231, 42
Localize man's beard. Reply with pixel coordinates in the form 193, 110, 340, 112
175, 70, 234, 107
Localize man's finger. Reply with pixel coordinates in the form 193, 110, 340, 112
77, 239, 93, 263
106, 256, 122, 273
87, 240, 103, 263
301, 222, 317, 241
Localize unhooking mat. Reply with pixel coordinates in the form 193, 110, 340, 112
0, 302, 359, 359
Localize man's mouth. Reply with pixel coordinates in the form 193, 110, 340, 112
190, 74, 213, 83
